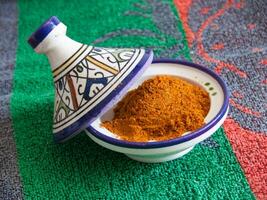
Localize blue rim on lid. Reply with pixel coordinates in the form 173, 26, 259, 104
53, 49, 154, 143
86, 59, 230, 148
28, 16, 60, 48
26, 16, 154, 143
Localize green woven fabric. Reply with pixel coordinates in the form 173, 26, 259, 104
11, 0, 254, 199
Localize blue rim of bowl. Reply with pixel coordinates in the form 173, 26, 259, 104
54, 49, 153, 143
86, 58, 230, 148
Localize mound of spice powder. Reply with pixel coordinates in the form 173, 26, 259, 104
102, 76, 210, 142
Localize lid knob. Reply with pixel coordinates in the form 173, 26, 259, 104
28, 16, 60, 49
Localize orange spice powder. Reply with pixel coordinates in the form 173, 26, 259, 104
102, 76, 210, 142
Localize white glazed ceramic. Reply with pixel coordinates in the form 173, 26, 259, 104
28, 16, 153, 142
86, 59, 229, 163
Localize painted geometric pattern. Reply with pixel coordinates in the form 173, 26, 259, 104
53, 47, 145, 133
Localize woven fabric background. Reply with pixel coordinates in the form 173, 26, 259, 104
0, 0, 266, 199
174, 0, 267, 198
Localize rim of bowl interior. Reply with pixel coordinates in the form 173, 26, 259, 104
86, 58, 229, 148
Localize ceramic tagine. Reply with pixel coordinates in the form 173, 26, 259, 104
28, 16, 229, 162
28, 16, 153, 143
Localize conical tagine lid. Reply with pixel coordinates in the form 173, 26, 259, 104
28, 16, 153, 142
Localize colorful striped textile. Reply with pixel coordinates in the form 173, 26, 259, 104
0, 0, 266, 199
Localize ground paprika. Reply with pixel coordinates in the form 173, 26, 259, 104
102, 76, 210, 142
